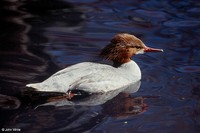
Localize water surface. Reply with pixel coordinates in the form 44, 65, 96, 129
0, 0, 200, 132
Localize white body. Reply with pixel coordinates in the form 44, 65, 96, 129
26, 60, 141, 93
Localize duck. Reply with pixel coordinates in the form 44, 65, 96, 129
26, 33, 163, 94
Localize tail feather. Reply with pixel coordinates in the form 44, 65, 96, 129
26, 83, 50, 92
26, 83, 37, 88
26, 82, 66, 92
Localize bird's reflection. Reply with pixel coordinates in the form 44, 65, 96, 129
102, 93, 147, 118
32, 81, 148, 118
6, 81, 149, 132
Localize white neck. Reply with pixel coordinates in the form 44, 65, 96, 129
118, 60, 141, 81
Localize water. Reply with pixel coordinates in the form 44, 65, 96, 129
0, 0, 200, 132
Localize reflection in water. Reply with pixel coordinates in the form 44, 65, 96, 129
103, 93, 147, 118
6, 93, 147, 133
4, 81, 143, 132
0, 0, 47, 96
0, 0, 85, 128
0, 94, 20, 110
0, 0, 84, 95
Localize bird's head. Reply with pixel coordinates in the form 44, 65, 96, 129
100, 33, 163, 64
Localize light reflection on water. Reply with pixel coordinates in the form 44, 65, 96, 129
0, 0, 200, 132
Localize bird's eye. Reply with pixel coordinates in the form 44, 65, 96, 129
127, 45, 142, 49
135, 46, 142, 49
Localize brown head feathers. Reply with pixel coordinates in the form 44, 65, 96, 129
99, 33, 145, 63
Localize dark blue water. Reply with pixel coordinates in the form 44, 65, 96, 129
0, 0, 200, 132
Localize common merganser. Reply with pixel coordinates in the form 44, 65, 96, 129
26, 33, 163, 94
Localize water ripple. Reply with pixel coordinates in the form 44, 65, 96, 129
1, 0, 200, 132
175, 66, 200, 73
164, 20, 200, 27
